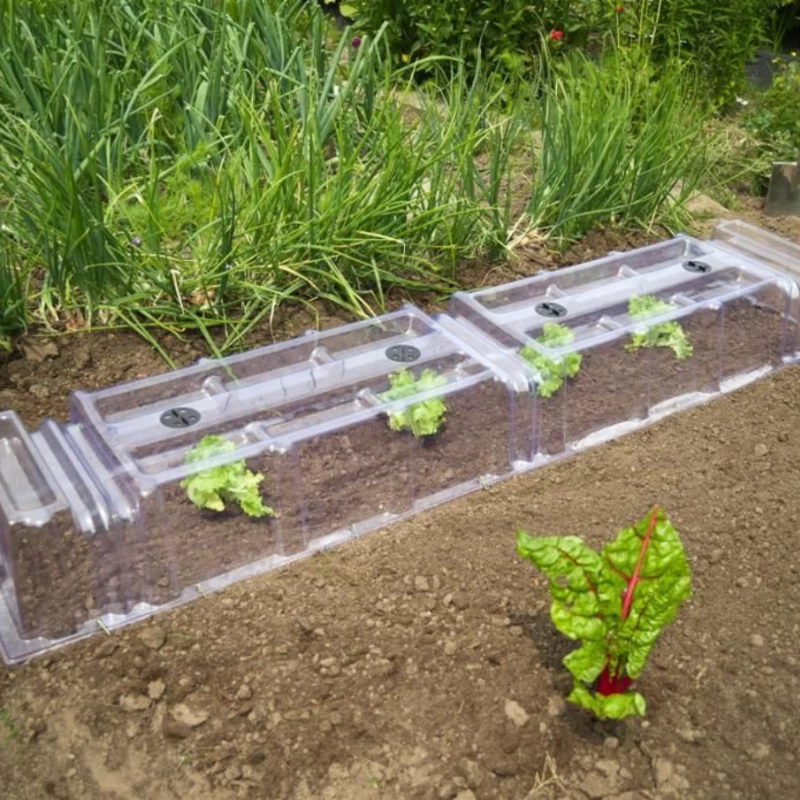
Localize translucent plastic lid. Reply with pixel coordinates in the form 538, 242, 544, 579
70, 307, 526, 492
451, 234, 796, 359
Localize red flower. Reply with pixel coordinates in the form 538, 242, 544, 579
351, 36, 362, 49
550, 29, 564, 41
615, 5, 624, 12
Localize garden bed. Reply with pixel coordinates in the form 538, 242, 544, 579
1, 352, 799, 800
451, 227, 799, 458
537, 296, 787, 454
3, 222, 800, 663
0, 308, 527, 658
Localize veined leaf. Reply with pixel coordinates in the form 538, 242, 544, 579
626, 295, 693, 360
569, 684, 647, 720
517, 508, 692, 720
519, 323, 582, 398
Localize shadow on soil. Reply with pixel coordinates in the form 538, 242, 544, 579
510, 608, 631, 745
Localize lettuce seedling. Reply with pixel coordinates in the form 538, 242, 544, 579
520, 323, 582, 398
626, 295, 693, 360
379, 368, 447, 438
181, 435, 274, 518
517, 506, 692, 720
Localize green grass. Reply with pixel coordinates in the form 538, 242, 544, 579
526, 48, 713, 243
0, 709, 22, 744
0, 0, 522, 350
0, 1, 722, 353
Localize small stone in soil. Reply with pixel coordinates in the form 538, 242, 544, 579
749, 743, 771, 760
754, 443, 769, 458
504, 699, 529, 728
749, 633, 765, 647
119, 693, 152, 712
139, 626, 167, 651
677, 727, 702, 743
171, 703, 209, 728
235, 684, 252, 701
547, 695, 566, 717
148, 680, 166, 700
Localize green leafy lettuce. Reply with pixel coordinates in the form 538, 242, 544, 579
626, 295, 693, 360
379, 367, 448, 438
181, 435, 274, 518
517, 507, 692, 720
520, 322, 582, 398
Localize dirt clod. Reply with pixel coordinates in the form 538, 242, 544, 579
119, 693, 152, 713
139, 626, 167, 651
170, 703, 209, 728
504, 699, 530, 728
148, 680, 166, 700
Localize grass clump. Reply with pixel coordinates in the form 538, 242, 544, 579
526, 49, 712, 244
0, 0, 520, 349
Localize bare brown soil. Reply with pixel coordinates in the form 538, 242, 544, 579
0, 205, 799, 800
1, 344, 800, 800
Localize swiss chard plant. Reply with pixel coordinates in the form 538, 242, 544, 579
626, 295, 693, 360
181, 435, 274, 518
379, 367, 448, 438
520, 322, 582, 398
517, 506, 692, 720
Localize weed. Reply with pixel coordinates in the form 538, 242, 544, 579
0, 709, 23, 744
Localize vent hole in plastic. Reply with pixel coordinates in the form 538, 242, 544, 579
386, 345, 421, 363
535, 301, 568, 318
683, 260, 711, 274
160, 407, 201, 428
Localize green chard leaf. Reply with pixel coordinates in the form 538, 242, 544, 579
519, 323, 582, 398
626, 295, 693, 360
604, 509, 693, 679
569, 684, 647, 720
517, 507, 692, 720
181, 435, 274, 518
379, 368, 448, 438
